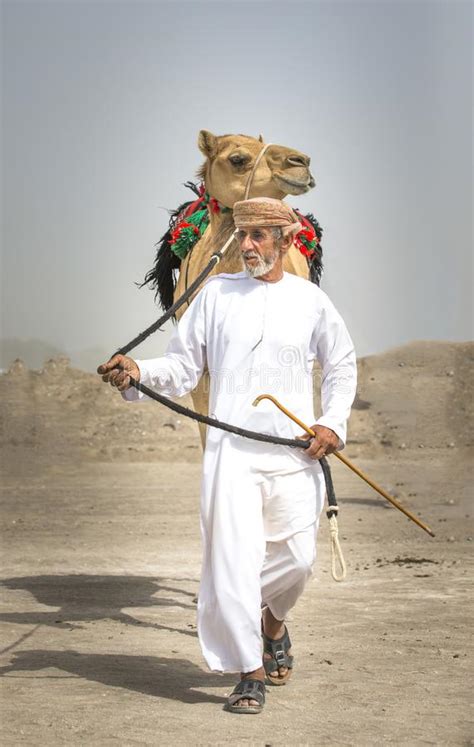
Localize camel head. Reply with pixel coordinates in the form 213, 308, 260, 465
197, 130, 315, 208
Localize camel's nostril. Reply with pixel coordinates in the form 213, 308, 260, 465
287, 154, 310, 168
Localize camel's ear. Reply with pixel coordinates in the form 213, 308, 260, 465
258, 134, 264, 143
198, 130, 218, 159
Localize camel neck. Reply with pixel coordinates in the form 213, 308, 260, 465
208, 208, 234, 234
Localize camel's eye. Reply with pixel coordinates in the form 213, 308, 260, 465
229, 153, 250, 167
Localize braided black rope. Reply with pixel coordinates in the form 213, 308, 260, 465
127, 375, 335, 504
115, 253, 222, 357
129, 377, 310, 448
319, 456, 338, 516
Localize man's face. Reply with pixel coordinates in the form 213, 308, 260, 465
236, 226, 281, 278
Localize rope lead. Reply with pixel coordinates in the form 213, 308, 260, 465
328, 514, 347, 582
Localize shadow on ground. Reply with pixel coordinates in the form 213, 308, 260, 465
0, 650, 232, 704
0, 574, 199, 638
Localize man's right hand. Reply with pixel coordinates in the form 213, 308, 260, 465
97, 354, 140, 392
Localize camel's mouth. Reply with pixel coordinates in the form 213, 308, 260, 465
273, 171, 316, 195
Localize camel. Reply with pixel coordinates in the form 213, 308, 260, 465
142, 131, 324, 444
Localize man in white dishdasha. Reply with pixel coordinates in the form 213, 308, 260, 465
97, 197, 357, 714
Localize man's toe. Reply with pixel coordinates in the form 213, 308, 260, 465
235, 698, 258, 708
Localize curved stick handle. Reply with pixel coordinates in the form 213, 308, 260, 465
252, 394, 435, 538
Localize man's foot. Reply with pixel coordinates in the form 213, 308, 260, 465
262, 607, 293, 685
226, 668, 266, 714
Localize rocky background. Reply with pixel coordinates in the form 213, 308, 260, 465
1, 341, 472, 465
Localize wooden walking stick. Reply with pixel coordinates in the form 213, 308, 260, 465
252, 394, 435, 538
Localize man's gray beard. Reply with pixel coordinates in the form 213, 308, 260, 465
242, 251, 278, 278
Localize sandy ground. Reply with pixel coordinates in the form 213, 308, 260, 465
0, 342, 472, 745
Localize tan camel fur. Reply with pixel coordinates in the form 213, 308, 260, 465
174, 131, 317, 444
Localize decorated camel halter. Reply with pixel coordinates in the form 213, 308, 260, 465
167, 142, 321, 263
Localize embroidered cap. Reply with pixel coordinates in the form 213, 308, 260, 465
233, 197, 302, 236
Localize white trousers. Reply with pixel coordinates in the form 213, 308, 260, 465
197, 437, 325, 673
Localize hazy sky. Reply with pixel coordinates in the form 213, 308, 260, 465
2, 0, 472, 371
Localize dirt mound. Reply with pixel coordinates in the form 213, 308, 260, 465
345, 341, 473, 459
1, 341, 472, 467
0, 357, 201, 466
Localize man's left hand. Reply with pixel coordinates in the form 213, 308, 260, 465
297, 425, 339, 460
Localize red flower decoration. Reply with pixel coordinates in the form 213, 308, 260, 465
170, 221, 199, 244
184, 196, 205, 219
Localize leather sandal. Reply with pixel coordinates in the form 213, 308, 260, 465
226, 678, 266, 714
262, 625, 294, 686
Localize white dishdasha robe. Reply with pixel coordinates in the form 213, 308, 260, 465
122, 271, 357, 673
